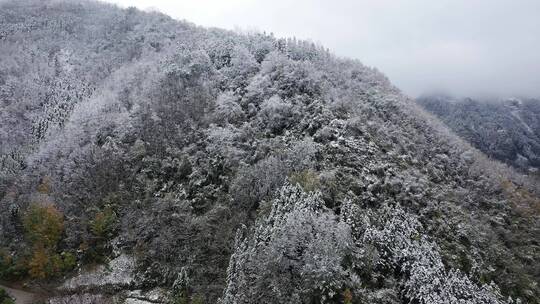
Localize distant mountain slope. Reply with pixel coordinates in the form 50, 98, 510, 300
0, 1, 539, 303
417, 95, 540, 173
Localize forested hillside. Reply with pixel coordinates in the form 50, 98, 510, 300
418, 95, 540, 174
0, 1, 539, 303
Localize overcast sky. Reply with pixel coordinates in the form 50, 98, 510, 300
104, 0, 540, 98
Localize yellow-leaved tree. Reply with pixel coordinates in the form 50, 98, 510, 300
23, 203, 73, 279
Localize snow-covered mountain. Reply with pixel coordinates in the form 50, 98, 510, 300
417, 95, 540, 174
1, 1, 539, 303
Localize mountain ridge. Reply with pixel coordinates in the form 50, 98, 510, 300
417, 95, 540, 175
0, 1, 539, 303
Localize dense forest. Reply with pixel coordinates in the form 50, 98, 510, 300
418, 95, 540, 174
0, 1, 539, 303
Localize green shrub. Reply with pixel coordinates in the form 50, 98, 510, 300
2, 297, 15, 304
171, 293, 189, 304
171, 293, 204, 304
28, 247, 65, 279
191, 295, 204, 304
0, 287, 15, 304
61, 251, 77, 272
289, 170, 320, 192
82, 205, 118, 263
0, 249, 27, 280
23, 204, 64, 249
90, 206, 117, 239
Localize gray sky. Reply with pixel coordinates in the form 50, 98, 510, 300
104, 0, 540, 98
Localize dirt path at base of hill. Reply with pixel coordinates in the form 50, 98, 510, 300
1, 284, 42, 304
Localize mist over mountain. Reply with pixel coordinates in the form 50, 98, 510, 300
417, 95, 540, 174
0, 1, 539, 304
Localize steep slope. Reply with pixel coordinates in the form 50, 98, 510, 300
417, 95, 540, 174
0, 1, 539, 303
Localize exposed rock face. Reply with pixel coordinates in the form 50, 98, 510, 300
48, 293, 110, 304
46, 288, 168, 304
124, 299, 154, 304
124, 288, 169, 304
62, 254, 136, 293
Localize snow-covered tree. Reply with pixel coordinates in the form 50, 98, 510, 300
213, 91, 245, 126
342, 203, 508, 304
221, 183, 352, 304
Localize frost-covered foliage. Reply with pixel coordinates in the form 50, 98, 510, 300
258, 95, 296, 133
221, 184, 352, 304
0, 0, 538, 302
343, 203, 507, 304
222, 189, 510, 304
213, 92, 245, 126
418, 95, 540, 174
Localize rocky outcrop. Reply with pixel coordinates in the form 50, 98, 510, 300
124, 288, 169, 304
62, 255, 136, 293
48, 293, 110, 304
46, 288, 168, 304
